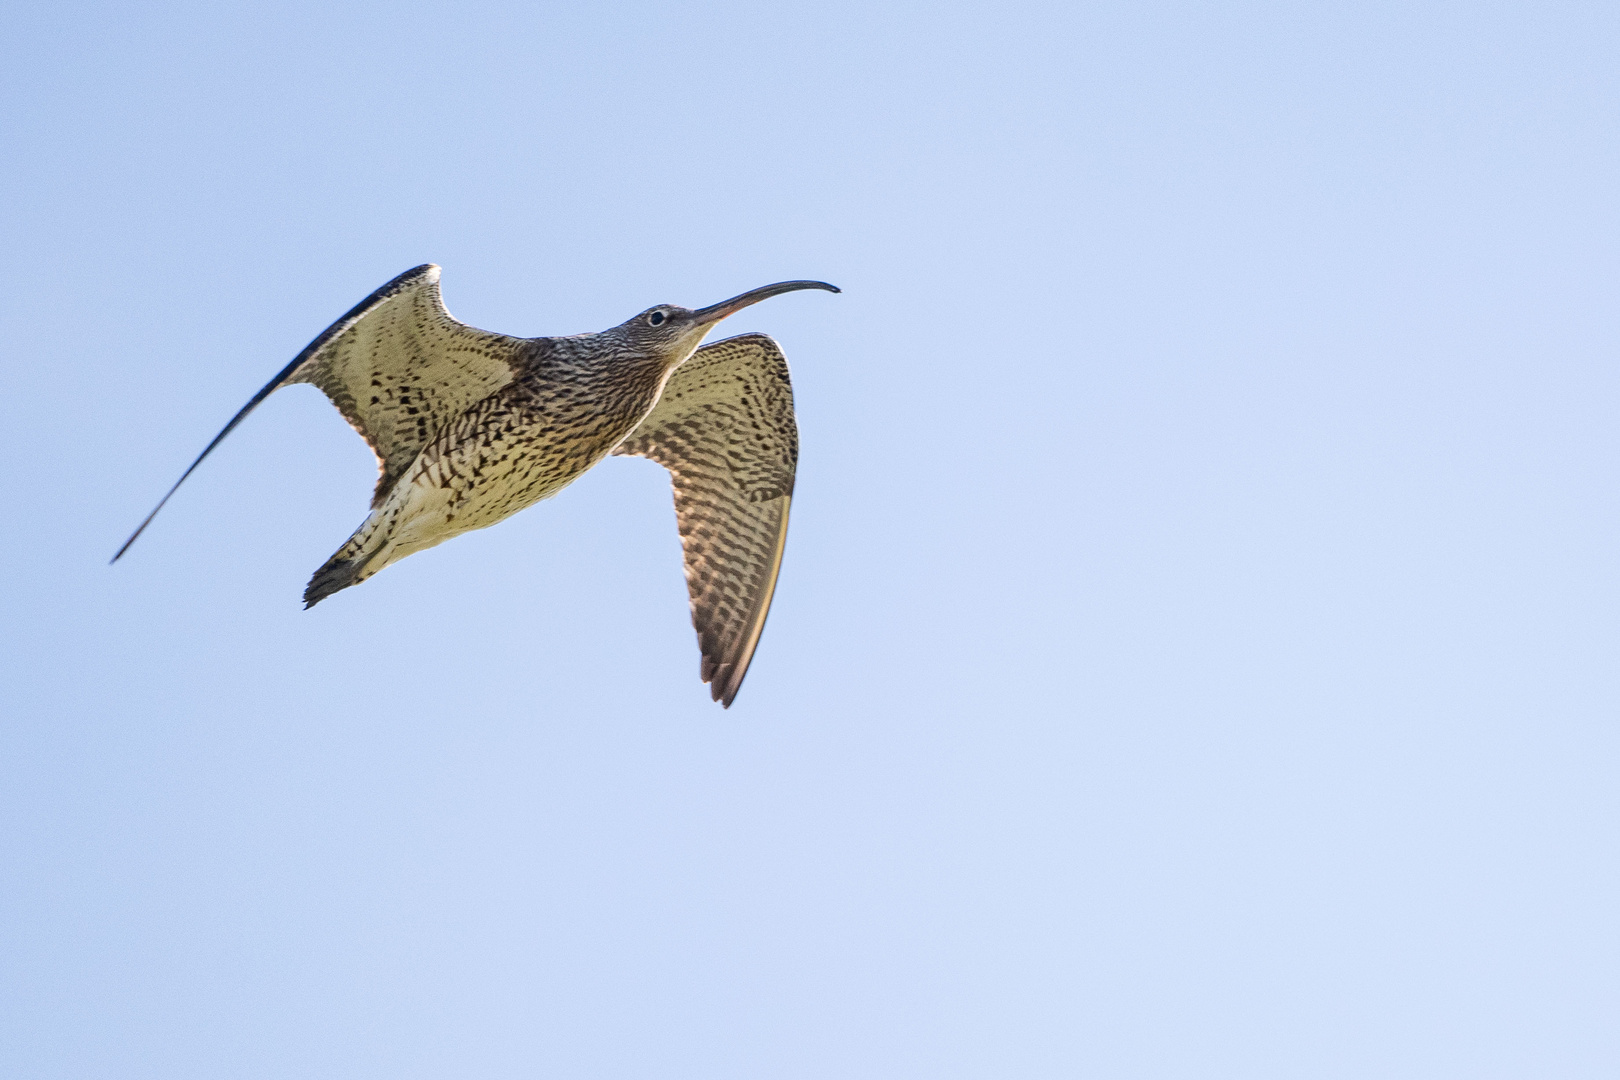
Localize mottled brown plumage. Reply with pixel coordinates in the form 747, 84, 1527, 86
613, 334, 799, 706
114, 264, 838, 706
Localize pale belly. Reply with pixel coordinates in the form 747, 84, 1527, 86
353, 392, 644, 576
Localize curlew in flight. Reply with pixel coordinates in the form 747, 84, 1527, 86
113, 265, 839, 706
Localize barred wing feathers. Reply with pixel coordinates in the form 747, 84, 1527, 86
114, 264, 524, 560
614, 333, 799, 707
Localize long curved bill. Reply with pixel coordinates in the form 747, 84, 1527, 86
693, 280, 840, 325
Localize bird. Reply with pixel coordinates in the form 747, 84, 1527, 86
113, 264, 839, 706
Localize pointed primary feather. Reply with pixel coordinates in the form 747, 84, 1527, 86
613, 333, 799, 707
112, 265, 523, 561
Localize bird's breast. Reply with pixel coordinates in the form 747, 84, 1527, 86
393, 360, 668, 533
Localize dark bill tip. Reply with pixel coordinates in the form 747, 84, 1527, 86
693, 280, 840, 323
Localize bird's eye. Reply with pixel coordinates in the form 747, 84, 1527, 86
647, 310, 667, 326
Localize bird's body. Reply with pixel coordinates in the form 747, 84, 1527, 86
116, 265, 837, 705
305, 328, 678, 603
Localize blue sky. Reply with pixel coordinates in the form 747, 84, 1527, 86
3, 2, 1618, 1076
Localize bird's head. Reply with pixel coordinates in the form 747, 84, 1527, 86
618, 279, 840, 365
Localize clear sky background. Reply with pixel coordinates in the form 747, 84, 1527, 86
3, 1, 1618, 1076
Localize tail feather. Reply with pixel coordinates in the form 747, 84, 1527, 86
303, 496, 418, 608
304, 554, 363, 608
304, 525, 380, 608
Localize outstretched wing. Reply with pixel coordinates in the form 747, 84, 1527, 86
113, 264, 524, 561
613, 333, 799, 707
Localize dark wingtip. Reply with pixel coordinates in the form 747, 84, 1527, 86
110, 496, 173, 564
702, 660, 735, 707
708, 663, 745, 709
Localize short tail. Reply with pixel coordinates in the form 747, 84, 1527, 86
304, 554, 363, 608
304, 528, 379, 608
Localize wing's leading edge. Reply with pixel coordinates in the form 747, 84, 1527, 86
112, 264, 523, 562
